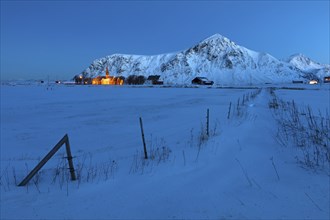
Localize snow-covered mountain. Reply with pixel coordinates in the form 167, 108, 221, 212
286, 53, 330, 80
79, 34, 329, 85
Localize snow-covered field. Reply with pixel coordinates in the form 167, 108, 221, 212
1, 83, 329, 219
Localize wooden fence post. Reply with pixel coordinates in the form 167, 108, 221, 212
18, 134, 76, 186
139, 117, 148, 159
206, 108, 209, 136
65, 137, 77, 181
227, 102, 232, 119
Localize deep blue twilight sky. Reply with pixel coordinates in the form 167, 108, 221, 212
1, 1, 329, 80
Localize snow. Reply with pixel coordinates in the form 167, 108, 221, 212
1, 83, 329, 219
287, 53, 328, 71
245, 47, 260, 63
79, 33, 330, 85
200, 33, 227, 44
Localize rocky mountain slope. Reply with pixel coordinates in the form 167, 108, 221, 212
79, 34, 329, 85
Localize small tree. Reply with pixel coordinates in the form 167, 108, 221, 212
137, 75, 146, 84
125, 75, 146, 85
126, 75, 135, 85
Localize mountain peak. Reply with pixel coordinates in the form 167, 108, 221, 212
206, 33, 225, 39
196, 33, 238, 52
201, 33, 229, 43
287, 53, 309, 61
287, 53, 328, 72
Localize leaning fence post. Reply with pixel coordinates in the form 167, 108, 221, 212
18, 134, 76, 186
139, 117, 148, 159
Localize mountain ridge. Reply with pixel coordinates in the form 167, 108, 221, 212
79, 34, 329, 85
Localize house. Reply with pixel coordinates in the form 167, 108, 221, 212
92, 76, 102, 85
90, 67, 124, 85
309, 79, 318, 85
324, 76, 330, 83
192, 77, 214, 85
146, 75, 163, 85
74, 75, 92, 85
292, 80, 304, 84
74, 75, 83, 84
92, 76, 124, 85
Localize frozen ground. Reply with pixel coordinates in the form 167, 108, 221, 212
1, 83, 329, 219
